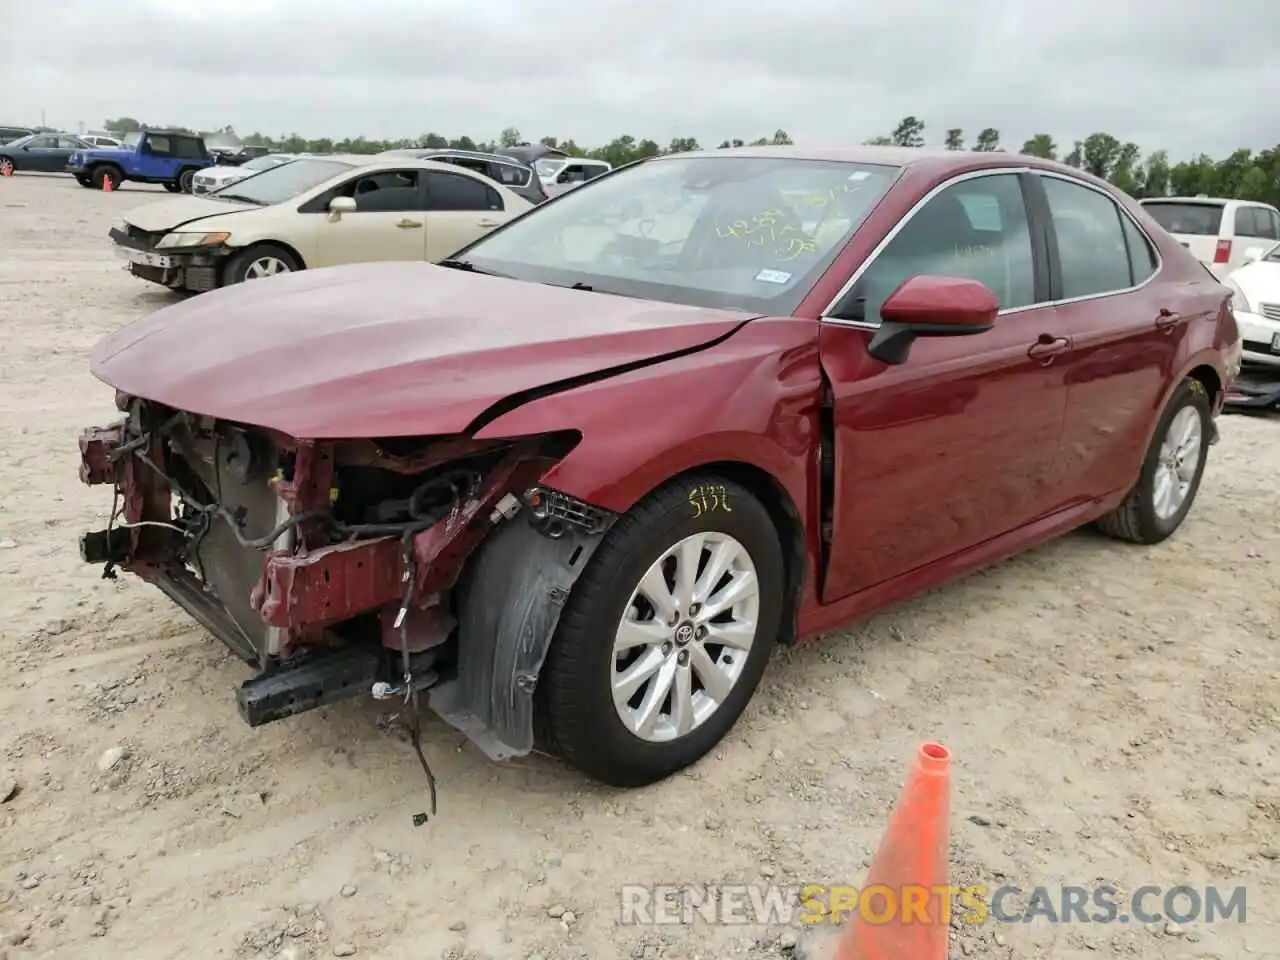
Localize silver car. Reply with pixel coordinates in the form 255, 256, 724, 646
192, 153, 297, 195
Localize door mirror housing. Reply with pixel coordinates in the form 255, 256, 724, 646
327, 195, 357, 221
867, 275, 1000, 365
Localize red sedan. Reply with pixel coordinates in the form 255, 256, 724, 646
77, 146, 1242, 787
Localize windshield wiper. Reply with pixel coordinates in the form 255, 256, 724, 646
215, 194, 268, 206
437, 258, 506, 277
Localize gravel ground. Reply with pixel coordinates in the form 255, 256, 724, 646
0, 173, 1276, 960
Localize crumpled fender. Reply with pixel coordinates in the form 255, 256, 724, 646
429, 511, 607, 760
449, 318, 825, 758
472, 318, 824, 518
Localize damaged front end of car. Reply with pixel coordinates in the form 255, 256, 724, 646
76, 392, 614, 762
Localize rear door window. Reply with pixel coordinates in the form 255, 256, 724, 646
146, 135, 173, 157
1142, 202, 1224, 236
425, 171, 503, 211
1041, 175, 1133, 298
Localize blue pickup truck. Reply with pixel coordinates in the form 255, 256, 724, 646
66, 129, 214, 192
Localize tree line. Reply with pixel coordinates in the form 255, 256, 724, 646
102, 115, 1280, 208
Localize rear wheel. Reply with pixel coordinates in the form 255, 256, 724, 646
1095, 377, 1211, 544
536, 474, 784, 787
223, 244, 300, 285
177, 168, 196, 193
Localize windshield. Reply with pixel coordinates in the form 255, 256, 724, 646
1264, 241, 1280, 263
210, 158, 354, 204
123, 131, 142, 148
457, 155, 900, 314
1142, 201, 1224, 236
534, 158, 568, 179
243, 154, 288, 172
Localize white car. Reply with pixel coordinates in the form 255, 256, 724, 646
81, 134, 122, 149
192, 153, 298, 195
536, 157, 612, 199
1222, 241, 1280, 367
107, 154, 533, 294
1139, 196, 1280, 278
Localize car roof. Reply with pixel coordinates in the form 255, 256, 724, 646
312, 154, 519, 176
659, 144, 1081, 173
1143, 196, 1231, 206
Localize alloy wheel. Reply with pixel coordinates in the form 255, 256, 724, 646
611, 532, 760, 742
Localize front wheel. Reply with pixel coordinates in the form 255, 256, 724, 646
1095, 377, 1212, 544
223, 244, 300, 285
91, 165, 121, 190
536, 474, 784, 787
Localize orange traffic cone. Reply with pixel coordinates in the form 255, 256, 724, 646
833, 742, 952, 960
102, 175, 113, 192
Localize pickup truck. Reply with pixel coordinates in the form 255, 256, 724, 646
66, 129, 214, 192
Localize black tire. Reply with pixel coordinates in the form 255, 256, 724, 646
164, 181, 183, 194
76, 176, 93, 188
536, 474, 785, 787
91, 165, 122, 190
1095, 377, 1212, 545
223, 244, 301, 285
177, 168, 196, 193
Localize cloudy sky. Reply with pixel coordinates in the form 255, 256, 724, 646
2, 0, 1277, 161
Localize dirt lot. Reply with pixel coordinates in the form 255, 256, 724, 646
0, 173, 1276, 960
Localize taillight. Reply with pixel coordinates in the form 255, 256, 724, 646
1214, 238, 1232, 264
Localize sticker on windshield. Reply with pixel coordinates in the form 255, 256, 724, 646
755, 269, 792, 284
848, 171, 870, 181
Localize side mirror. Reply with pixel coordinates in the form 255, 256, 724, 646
867, 275, 999, 365
327, 196, 357, 221
1243, 246, 1265, 264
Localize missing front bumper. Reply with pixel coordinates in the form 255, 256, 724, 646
74, 411, 594, 753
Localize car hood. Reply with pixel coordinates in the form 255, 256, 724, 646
90, 261, 758, 439
199, 166, 245, 178
1230, 261, 1280, 306
123, 196, 259, 232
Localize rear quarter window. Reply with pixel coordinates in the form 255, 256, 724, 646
1142, 202, 1224, 236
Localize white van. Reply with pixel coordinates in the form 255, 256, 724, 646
1139, 196, 1280, 278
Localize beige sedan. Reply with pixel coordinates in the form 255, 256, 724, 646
108, 154, 534, 293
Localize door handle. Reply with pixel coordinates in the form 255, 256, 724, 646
1027, 335, 1071, 363
477, 219, 499, 228
396, 219, 423, 229
1155, 308, 1182, 333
